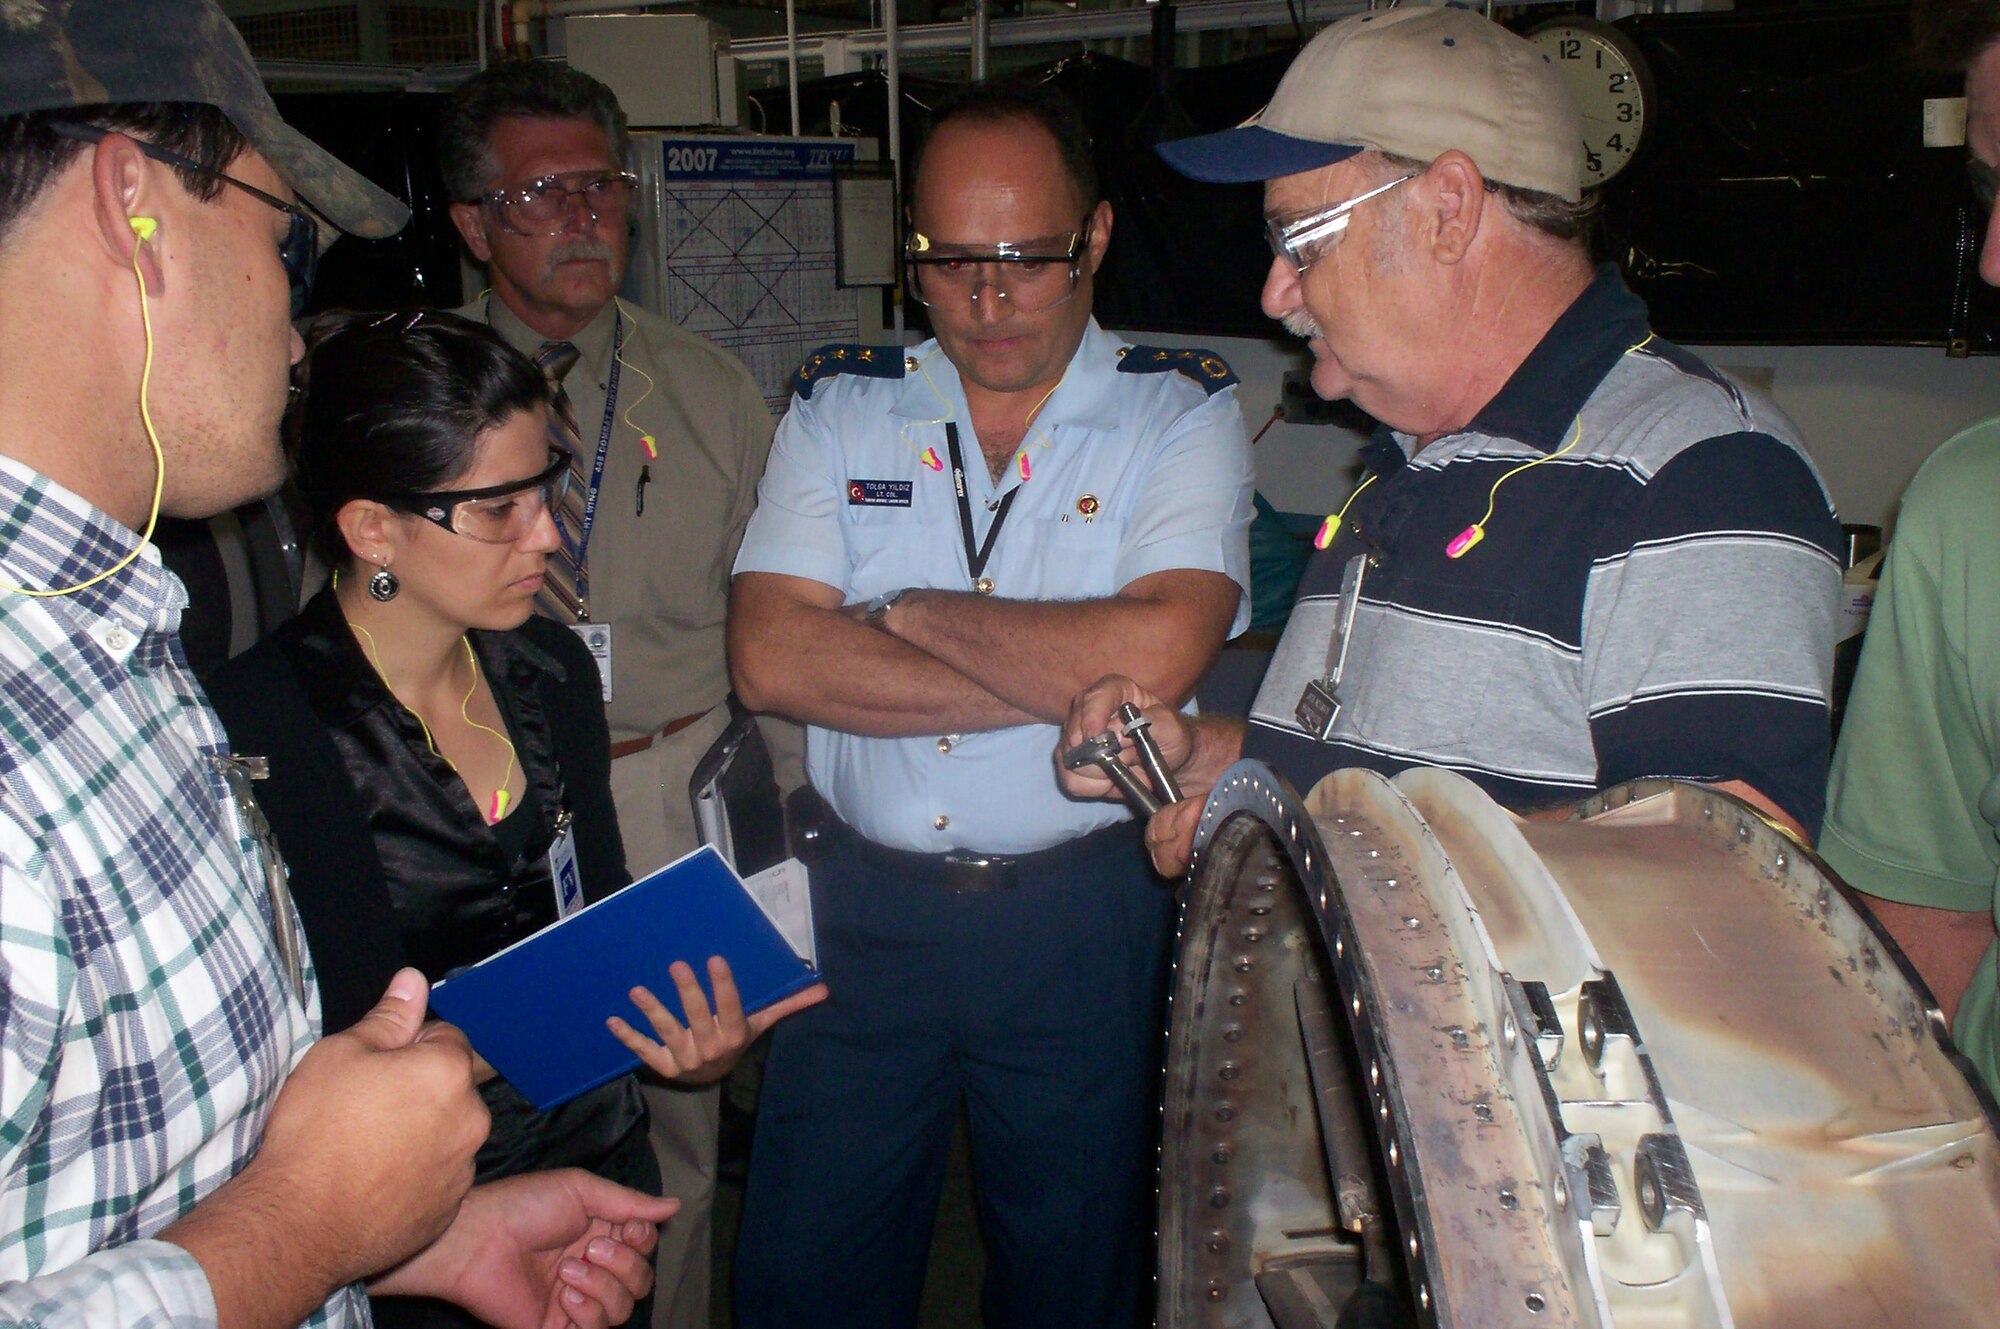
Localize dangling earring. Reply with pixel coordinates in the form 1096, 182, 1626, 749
368, 564, 400, 602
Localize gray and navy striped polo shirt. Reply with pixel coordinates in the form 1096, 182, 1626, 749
1245, 265, 1844, 834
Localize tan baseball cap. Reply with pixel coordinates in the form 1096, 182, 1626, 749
1157, 5, 1586, 202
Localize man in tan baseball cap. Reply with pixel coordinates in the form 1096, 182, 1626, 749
1063, 5, 1846, 894
1155, 2, 1591, 426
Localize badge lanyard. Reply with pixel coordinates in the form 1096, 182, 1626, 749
572, 313, 624, 613
1294, 553, 1370, 741
944, 422, 1019, 592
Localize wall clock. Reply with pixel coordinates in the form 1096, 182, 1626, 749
1529, 16, 1656, 187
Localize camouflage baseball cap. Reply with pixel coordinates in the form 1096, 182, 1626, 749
0, 0, 408, 238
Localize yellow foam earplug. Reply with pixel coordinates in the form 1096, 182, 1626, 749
129, 217, 157, 243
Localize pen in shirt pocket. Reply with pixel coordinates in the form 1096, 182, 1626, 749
636, 464, 651, 516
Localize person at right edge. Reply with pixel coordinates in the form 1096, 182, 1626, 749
1062, 8, 1843, 872
1820, 0, 2000, 1103
728, 80, 1254, 1328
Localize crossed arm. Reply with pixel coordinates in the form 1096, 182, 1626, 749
729, 567, 1242, 735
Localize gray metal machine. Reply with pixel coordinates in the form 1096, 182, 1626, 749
1157, 764, 2000, 1328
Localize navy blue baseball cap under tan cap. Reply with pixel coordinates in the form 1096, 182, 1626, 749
0, 0, 408, 237
1157, 4, 1586, 202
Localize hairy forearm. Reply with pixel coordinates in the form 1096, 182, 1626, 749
730, 584, 1033, 736
884, 574, 1236, 724
162, 1166, 347, 1329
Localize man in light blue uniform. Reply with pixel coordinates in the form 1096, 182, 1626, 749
728, 80, 1254, 1327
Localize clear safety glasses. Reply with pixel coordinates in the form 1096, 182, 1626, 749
905, 216, 1092, 313
479, 169, 638, 237
1266, 174, 1418, 274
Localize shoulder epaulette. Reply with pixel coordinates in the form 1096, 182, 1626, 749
1116, 345, 1239, 396
791, 344, 908, 401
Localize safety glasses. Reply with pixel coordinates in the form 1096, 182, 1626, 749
381, 446, 572, 544
905, 216, 1092, 313
1266, 174, 1417, 274
478, 170, 638, 237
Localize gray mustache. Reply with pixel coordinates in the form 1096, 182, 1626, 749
545, 237, 617, 274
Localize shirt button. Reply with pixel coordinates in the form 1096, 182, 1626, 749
936, 736, 952, 754
933, 814, 950, 830
104, 626, 131, 651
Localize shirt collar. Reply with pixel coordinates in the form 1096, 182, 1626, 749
0, 454, 182, 637
1449, 263, 1653, 452
485, 295, 621, 373
891, 318, 1122, 433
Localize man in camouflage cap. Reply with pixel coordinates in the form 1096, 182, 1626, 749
0, 3, 672, 1325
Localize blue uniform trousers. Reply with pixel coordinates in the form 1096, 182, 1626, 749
734, 818, 1175, 1328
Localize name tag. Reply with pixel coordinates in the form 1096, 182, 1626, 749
1295, 678, 1342, 741
548, 811, 584, 920
573, 622, 612, 702
847, 479, 914, 507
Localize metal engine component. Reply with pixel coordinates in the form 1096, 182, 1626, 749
1062, 730, 1163, 815
1159, 764, 2000, 1328
1119, 701, 1184, 805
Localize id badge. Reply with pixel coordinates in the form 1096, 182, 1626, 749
573, 623, 612, 702
548, 811, 584, 919
1294, 554, 1369, 742
1295, 678, 1343, 740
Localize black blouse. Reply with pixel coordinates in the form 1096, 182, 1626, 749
209, 589, 645, 1181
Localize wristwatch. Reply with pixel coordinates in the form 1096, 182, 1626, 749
865, 586, 912, 627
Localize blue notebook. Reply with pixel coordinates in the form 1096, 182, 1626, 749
430, 845, 822, 1111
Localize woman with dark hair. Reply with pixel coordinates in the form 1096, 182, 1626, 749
208, 310, 790, 1329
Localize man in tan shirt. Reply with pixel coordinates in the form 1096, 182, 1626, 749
442, 59, 783, 1329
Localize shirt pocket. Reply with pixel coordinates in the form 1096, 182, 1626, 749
624, 469, 739, 622
844, 509, 948, 598
995, 515, 1129, 601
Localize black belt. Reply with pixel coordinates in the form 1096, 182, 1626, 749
821, 814, 1146, 894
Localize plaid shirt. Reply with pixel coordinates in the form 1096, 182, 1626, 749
0, 457, 363, 1329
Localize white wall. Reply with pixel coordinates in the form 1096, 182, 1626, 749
1109, 327, 2000, 533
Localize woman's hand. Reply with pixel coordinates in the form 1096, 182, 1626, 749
606, 957, 828, 1086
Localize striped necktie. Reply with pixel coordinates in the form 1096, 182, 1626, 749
535, 340, 589, 623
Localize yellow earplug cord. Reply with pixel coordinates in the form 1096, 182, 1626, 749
1, 219, 167, 598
